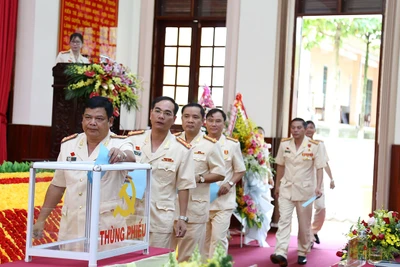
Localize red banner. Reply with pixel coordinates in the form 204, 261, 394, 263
58, 0, 119, 63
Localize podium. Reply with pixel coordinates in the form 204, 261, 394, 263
51, 64, 120, 159
25, 162, 151, 267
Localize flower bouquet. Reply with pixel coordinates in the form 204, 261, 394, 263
235, 185, 263, 228
231, 112, 272, 180
64, 60, 141, 117
336, 209, 400, 263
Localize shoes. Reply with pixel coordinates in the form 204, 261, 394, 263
314, 234, 320, 244
270, 254, 288, 267
298, 256, 307, 265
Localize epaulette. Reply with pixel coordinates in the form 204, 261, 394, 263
315, 139, 324, 143
176, 137, 192, 149
61, 133, 78, 143
226, 136, 238, 143
281, 137, 293, 142
173, 132, 182, 136
204, 135, 217, 143
127, 130, 145, 137
110, 134, 127, 139
310, 139, 320, 145
60, 50, 70, 54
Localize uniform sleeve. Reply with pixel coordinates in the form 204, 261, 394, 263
314, 143, 327, 170
208, 142, 226, 177
275, 142, 285, 166
232, 142, 246, 173
118, 138, 134, 152
320, 142, 330, 162
51, 145, 67, 187
176, 147, 196, 191
55, 52, 64, 64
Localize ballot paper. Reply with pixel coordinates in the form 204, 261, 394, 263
302, 195, 318, 207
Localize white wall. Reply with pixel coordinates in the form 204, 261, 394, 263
116, 0, 141, 131
12, 0, 60, 126
236, 0, 279, 137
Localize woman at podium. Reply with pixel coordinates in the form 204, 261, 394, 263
56, 32, 90, 64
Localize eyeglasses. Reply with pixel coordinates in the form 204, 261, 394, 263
83, 115, 107, 123
70, 40, 82, 45
153, 108, 174, 117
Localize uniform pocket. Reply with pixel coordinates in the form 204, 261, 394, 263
190, 195, 208, 217
156, 162, 177, 185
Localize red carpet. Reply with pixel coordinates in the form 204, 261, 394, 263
228, 228, 345, 267
0, 247, 171, 267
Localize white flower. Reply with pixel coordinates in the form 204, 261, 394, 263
368, 217, 376, 225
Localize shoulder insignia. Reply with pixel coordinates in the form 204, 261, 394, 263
173, 132, 182, 136
61, 133, 78, 143
61, 50, 70, 54
310, 139, 320, 145
176, 137, 192, 149
110, 134, 127, 139
127, 130, 145, 137
315, 139, 324, 143
226, 136, 238, 143
204, 135, 217, 143
281, 137, 293, 142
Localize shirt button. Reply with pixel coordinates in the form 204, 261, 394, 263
80, 178, 83, 182
79, 192, 83, 196
79, 206, 82, 209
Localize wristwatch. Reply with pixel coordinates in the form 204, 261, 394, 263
228, 181, 235, 187
199, 175, 205, 183
178, 215, 189, 223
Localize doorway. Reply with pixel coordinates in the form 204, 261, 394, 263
292, 14, 383, 223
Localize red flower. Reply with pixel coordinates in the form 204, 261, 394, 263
84, 70, 95, 77
362, 220, 368, 227
369, 213, 374, 218
378, 233, 385, 240
371, 234, 377, 241
383, 217, 390, 224
113, 107, 120, 117
352, 229, 357, 235
89, 92, 99, 98
336, 251, 344, 257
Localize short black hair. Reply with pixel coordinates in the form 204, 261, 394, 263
182, 103, 205, 118
291, 117, 307, 129
256, 126, 265, 133
70, 32, 84, 43
151, 96, 179, 115
306, 120, 316, 128
206, 108, 226, 121
84, 96, 113, 118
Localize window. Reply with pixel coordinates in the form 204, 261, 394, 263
297, 0, 384, 15
365, 79, 373, 125
152, 0, 227, 125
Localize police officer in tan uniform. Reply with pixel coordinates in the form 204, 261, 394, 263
270, 118, 326, 266
127, 96, 196, 249
203, 109, 246, 258
56, 32, 90, 64
171, 103, 226, 262
305, 120, 335, 246
33, 97, 135, 250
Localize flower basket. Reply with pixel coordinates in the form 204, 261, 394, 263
336, 209, 400, 262
64, 60, 142, 117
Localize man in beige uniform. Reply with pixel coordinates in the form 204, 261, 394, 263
270, 118, 326, 266
171, 103, 226, 262
127, 96, 196, 249
305, 120, 335, 246
33, 97, 135, 250
203, 109, 246, 258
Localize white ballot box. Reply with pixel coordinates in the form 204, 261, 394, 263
25, 161, 152, 267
